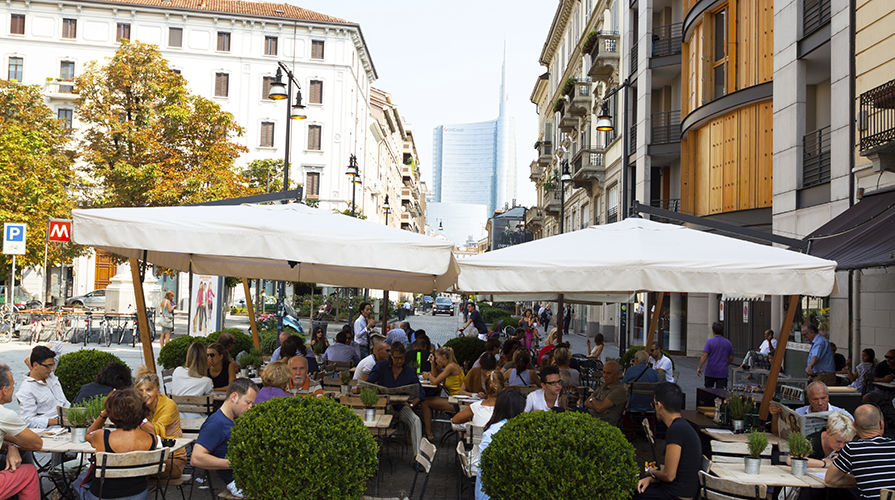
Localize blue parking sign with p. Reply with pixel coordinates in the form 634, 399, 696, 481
3, 223, 26, 255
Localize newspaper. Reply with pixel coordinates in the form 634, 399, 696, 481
356, 381, 420, 397
771, 401, 835, 438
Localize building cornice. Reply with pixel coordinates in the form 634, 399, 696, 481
538, 0, 575, 66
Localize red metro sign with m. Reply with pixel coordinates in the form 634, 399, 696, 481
48, 219, 72, 242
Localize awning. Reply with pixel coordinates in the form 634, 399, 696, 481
805, 187, 895, 270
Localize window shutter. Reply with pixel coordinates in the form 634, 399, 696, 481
11, 15, 25, 35
261, 122, 274, 147
307, 172, 320, 197
217, 32, 230, 52
311, 40, 325, 59
262, 77, 275, 100
310, 80, 323, 104
308, 125, 321, 150
169, 27, 183, 47
215, 73, 229, 97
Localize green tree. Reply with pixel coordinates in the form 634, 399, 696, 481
76, 40, 255, 207
242, 158, 285, 193
0, 81, 81, 276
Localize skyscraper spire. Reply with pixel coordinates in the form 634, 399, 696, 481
499, 35, 509, 117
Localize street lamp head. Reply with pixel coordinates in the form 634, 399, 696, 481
596, 101, 614, 132
438, 221, 443, 231
268, 68, 288, 100
382, 195, 390, 213
560, 161, 572, 182
345, 154, 359, 177
290, 91, 307, 120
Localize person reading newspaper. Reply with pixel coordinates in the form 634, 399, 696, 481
770, 381, 852, 437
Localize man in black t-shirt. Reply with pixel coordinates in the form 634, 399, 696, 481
634, 383, 702, 500
863, 348, 895, 406
458, 302, 488, 340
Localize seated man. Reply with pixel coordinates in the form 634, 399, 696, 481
321, 330, 361, 366
634, 383, 702, 500
0, 362, 43, 500
863, 348, 895, 405
649, 343, 675, 383
191, 378, 258, 498
826, 404, 895, 499
524, 365, 563, 412
473, 338, 502, 370
268, 330, 291, 362
622, 350, 660, 412
16, 346, 69, 428
385, 323, 409, 348
366, 342, 425, 471
286, 356, 323, 397
739, 329, 776, 371
353, 341, 390, 381
584, 360, 627, 425
770, 381, 853, 434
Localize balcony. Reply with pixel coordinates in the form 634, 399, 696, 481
803, 0, 831, 37
652, 24, 683, 58
529, 160, 543, 182
570, 148, 606, 189
860, 80, 895, 157
44, 80, 77, 100
651, 110, 681, 144
401, 165, 416, 187
537, 140, 553, 167
525, 207, 545, 230
587, 32, 620, 82
607, 205, 619, 223
568, 82, 592, 116
559, 109, 578, 134
802, 126, 831, 188
544, 189, 562, 215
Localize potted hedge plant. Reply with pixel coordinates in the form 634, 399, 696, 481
582, 31, 600, 55
727, 394, 752, 432
238, 349, 262, 377
788, 431, 813, 476
481, 411, 638, 499
359, 386, 379, 423
562, 77, 577, 96
66, 406, 89, 443
229, 397, 377, 500
339, 370, 352, 394
744, 428, 768, 474
553, 98, 566, 114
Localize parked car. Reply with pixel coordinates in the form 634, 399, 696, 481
432, 296, 454, 316
65, 289, 106, 308
0, 285, 41, 310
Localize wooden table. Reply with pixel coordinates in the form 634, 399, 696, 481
702, 428, 787, 446
40, 436, 195, 454
711, 463, 829, 488
349, 409, 392, 429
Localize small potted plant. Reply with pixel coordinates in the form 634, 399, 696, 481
239, 349, 262, 377
359, 386, 379, 423
66, 407, 89, 443
339, 370, 352, 394
727, 394, 752, 432
788, 431, 813, 476
744, 429, 768, 474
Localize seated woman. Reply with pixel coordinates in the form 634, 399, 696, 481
460, 352, 498, 398
586, 334, 605, 361
420, 346, 465, 441
536, 329, 560, 367
498, 339, 521, 371
76, 389, 160, 500
503, 350, 540, 387
74, 362, 133, 405
553, 347, 580, 386
254, 360, 291, 404
171, 343, 213, 418
134, 367, 185, 479
452, 370, 504, 428
206, 342, 238, 392
309, 327, 329, 358
476, 390, 527, 500
848, 348, 875, 393
785, 411, 856, 469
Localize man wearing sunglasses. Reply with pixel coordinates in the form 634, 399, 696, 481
16, 346, 69, 428
863, 349, 895, 406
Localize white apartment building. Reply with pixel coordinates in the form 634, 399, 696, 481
2, 0, 377, 301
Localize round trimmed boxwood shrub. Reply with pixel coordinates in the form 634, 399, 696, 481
443, 336, 486, 369
622, 345, 674, 369
480, 411, 638, 500
259, 329, 278, 355
229, 396, 377, 500
480, 306, 511, 325
207, 329, 254, 355
56, 349, 127, 402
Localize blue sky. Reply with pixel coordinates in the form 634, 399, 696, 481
293, 0, 560, 206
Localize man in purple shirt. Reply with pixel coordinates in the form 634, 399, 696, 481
696, 322, 734, 389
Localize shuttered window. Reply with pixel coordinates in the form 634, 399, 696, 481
261, 76, 276, 100
62, 18, 76, 39
169, 27, 183, 47
260, 122, 275, 147
311, 40, 324, 59
10, 14, 24, 35
307, 125, 321, 150
116, 23, 130, 41
214, 73, 229, 97
217, 32, 230, 52
306, 172, 320, 197
309, 80, 323, 104
264, 36, 278, 56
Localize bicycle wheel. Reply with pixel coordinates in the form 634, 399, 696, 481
0, 316, 11, 343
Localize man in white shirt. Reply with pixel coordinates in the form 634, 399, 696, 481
16, 346, 69, 428
524, 366, 562, 412
739, 329, 777, 371
769, 381, 852, 435
649, 342, 675, 383
353, 341, 391, 381
0, 362, 43, 500
353, 302, 375, 358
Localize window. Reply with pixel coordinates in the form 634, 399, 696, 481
261, 76, 276, 100
62, 18, 76, 39
8, 57, 22, 81
712, 8, 728, 99
306, 172, 320, 197
217, 32, 230, 52
60, 61, 74, 92
10, 14, 24, 35
172, 68, 181, 75
214, 73, 229, 97
607, 184, 619, 223
307, 125, 321, 150
57, 108, 73, 131
169, 27, 183, 48
264, 36, 278, 56
311, 40, 324, 59
309, 80, 323, 104
116, 23, 130, 41
260, 122, 275, 147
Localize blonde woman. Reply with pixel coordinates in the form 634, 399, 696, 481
134, 366, 186, 479
255, 360, 291, 404
421, 346, 465, 441
785, 411, 856, 468
158, 290, 175, 347
452, 370, 505, 428
171, 342, 213, 418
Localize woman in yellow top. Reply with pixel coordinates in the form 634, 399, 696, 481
421, 346, 465, 441
134, 366, 186, 479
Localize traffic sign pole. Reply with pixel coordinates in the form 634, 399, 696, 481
43, 220, 49, 306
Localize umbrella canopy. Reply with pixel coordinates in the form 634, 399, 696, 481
456, 218, 838, 297
72, 203, 459, 293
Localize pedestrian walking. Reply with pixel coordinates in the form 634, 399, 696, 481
696, 321, 734, 389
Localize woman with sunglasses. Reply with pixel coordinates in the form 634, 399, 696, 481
206, 342, 238, 392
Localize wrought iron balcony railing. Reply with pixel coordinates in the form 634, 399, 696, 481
860, 79, 895, 155
652, 23, 683, 58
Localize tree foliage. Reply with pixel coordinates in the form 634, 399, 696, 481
0, 80, 81, 275
76, 41, 255, 207
242, 158, 286, 193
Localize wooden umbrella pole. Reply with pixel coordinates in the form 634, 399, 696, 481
382, 290, 389, 334
644, 292, 666, 352
760, 294, 800, 419
557, 294, 565, 344
129, 258, 155, 371
243, 278, 260, 351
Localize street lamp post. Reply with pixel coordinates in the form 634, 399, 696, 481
268, 61, 307, 336
346, 155, 359, 216
559, 160, 572, 234
383, 195, 390, 225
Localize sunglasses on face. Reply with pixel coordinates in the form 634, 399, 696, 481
207, 353, 218, 358
544, 379, 563, 386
